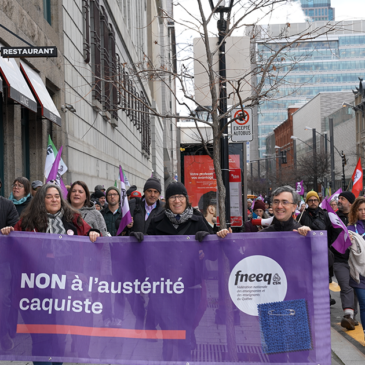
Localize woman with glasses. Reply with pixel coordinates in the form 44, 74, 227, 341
67, 181, 107, 236
9, 177, 32, 216
140, 182, 216, 361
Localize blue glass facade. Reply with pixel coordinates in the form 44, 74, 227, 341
257, 33, 365, 156
300, 0, 334, 21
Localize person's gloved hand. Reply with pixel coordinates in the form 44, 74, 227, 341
195, 231, 210, 242
130, 232, 144, 242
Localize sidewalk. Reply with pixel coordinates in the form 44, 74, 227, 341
330, 283, 365, 364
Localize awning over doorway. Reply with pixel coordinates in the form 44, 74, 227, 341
20, 60, 61, 126
0, 54, 37, 112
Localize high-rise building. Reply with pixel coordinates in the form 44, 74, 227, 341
300, 0, 335, 21
249, 20, 365, 159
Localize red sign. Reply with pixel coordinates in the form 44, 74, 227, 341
233, 109, 250, 125
184, 155, 240, 207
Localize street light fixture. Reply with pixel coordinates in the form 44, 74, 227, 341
342, 102, 360, 111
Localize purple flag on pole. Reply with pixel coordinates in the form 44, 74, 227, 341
296, 181, 304, 195
330, 188, 342, 201
322, 198, 351, 254
46, 146, 62, 183
116, 165, 132, 236
46, 146, 68, 199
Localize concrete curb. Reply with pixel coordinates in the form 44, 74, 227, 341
331, 327, 365, 364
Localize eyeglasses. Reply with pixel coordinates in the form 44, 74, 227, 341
307, 199, 319, 203
107, 193, 118, 197
272, 200, 294, 207
169, 195, 186, 201
12, 184, 24, 189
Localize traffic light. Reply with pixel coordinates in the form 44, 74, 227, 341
341, 153, 346, 165
282, 150, 287, 164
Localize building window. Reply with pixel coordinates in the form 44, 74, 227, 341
82, 0, 90, 63
43, 0, 51, 25
90, 0, 102, 103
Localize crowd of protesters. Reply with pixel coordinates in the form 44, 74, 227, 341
0, 174, 364, 357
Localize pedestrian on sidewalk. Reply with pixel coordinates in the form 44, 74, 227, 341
331, 191, 358, 330
347, 196, 365, 333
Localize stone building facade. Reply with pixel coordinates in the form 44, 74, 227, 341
0, 0, 178, 197
0, 0, 64, 196
62, 0, 177, 193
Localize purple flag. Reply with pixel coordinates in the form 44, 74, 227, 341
116, 165, 132, 236
46, 146, 68, 199
296, 181, 304, 195
322, 198, 351, 254
330, 188, 342, 201
46, 146, 62, 183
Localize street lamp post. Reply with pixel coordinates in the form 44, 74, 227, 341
312, 128, 317, 191
208, 2, 237, 362
209, 0, 234, 228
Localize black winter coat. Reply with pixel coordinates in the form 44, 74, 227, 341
130, 197, 165, 234
14, 195, 32, 217
261, 216, 302, 232
147, 210, 211, 236
0, 197, 19, 229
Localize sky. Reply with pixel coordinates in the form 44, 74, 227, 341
173, 0, 365, 115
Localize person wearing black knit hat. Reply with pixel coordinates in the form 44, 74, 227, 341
127, 185, 137, 200
117, 176, 164, 236
331, 190, 358, 331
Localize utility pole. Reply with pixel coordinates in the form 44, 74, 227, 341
217, 12, 230, 227
329, 118, 335, 190
243, 143, 247, 222
324, 133, 328, 193
313, 128, 317, 191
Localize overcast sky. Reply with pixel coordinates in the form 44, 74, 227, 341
174, 0, 365, 115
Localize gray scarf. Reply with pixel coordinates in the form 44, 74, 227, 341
46, 209, 66, 234
165, 206, 193, 229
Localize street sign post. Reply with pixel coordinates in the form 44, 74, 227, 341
231, 108, 253, 142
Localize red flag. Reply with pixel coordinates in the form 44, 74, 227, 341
352, 158, 363, 197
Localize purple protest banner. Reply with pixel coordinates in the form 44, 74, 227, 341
296, 181, 304, 195
0, 231, 330, 364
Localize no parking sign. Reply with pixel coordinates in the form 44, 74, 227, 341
231, 108, 253, 142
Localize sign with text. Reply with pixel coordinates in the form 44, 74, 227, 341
215, 168, 243, 227
0, 231, 330, 364
231, 108, 253, 142
1, 46, 57, 58
184, 154, 240, 207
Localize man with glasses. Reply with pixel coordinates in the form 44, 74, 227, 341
297, 191, 331, 232
261, 186, 311, 236
101, 186, 122, 236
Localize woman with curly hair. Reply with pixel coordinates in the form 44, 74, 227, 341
1, 184, 100, 241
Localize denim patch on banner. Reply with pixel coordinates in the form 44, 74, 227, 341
258, 299, 312, 354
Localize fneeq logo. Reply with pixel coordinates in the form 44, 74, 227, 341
228, 255, 287, 316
